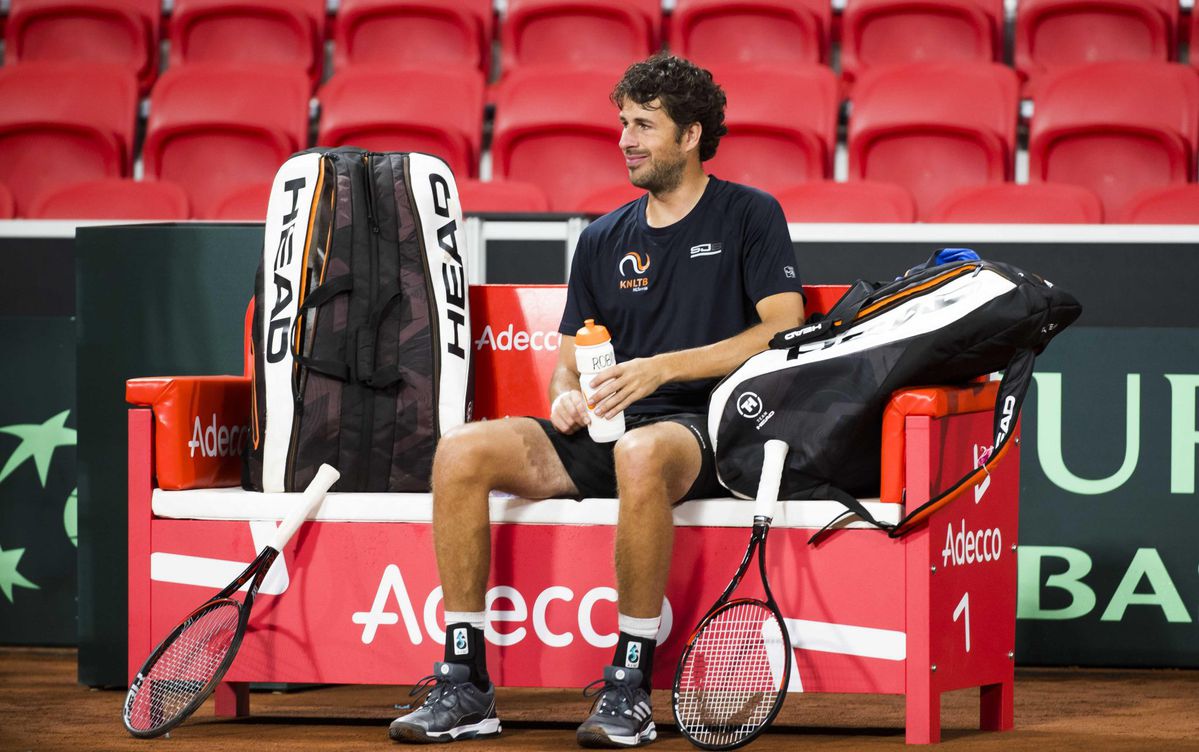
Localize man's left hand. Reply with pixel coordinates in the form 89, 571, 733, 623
589, 357, 667, 418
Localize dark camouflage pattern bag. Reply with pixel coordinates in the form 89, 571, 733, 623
245, 148, 472, 492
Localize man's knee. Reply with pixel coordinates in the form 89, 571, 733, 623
613, 426, 699, 502
433, 421, 507, 485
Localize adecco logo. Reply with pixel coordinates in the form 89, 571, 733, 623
352, 565, 673, 648
473, 324, 561, 352
188, 414, 248, 458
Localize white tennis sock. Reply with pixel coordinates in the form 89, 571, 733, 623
445, 610, 485, 630
618, 613, 661, 640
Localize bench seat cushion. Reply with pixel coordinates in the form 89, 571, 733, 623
151, 488, 902, 529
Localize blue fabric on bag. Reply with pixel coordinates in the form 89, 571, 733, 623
934, 248, 981, 265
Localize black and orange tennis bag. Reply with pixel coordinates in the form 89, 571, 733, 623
709, 253, 1081, 537
245, 148, 473, 493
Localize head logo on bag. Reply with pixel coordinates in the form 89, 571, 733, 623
266, 178, 307, 364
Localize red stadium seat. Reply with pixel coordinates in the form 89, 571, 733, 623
169, 0, 326, 88
458, 179, 551, 213
1118, 185, 1199, 224
841, 0, 1004, 85
1028, 62, 1199, 219
705, 65, 839, 193
28, 179, 191, 219
205, 181, 273, 220
1192, 10, 1199, 70
0, 62, 137, 216
848, 63, 1019, 219
928, 183, 1104, 223
0, 183, 14, 219
143, 65, 310, 219
334, 0, 493, 77
1016, 0, 1178, 94
575, 182, 645, 215
500, 0, 658, 76
492, 68, 628, 213
317, 65, 485, 178
774, 181, 916, 222
6, 0, 161, 93
669, 0, 831, 67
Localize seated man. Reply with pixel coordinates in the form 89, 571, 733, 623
390, 53, 805, 748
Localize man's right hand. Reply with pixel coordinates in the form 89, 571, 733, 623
550, 390, 591, 435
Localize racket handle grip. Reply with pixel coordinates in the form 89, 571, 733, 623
269, 464, 340, 552
754, 440, 789, 520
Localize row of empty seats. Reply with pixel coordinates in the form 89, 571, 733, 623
4, 173, 1196, 223
4, 0, 1199, 92
5, 59, 1197, 220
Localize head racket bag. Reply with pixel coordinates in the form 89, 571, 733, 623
709, 254, 1081, 537
246, 148, 473, 493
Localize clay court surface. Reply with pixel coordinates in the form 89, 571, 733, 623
3, 648, 1198, 751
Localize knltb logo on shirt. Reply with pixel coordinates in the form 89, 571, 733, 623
618, 251, 651, 292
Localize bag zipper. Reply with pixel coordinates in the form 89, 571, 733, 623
359, 152, 379, 490
283, 154, 329, 487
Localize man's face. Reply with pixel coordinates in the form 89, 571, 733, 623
618, 98, 689, 195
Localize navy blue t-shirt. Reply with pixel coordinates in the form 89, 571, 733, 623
560, 177, 804, 415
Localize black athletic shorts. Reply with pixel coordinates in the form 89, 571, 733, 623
532, 412, 725, 501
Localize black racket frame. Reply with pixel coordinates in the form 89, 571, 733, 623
671, 513, 793, 751
123, 546, 279, 738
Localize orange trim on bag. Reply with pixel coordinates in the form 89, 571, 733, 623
250, 340, 260, 451
293, 159, 326, 358
891, 430, 1015, 536
855, 265, 978, 321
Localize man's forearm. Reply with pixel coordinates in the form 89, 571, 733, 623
548, 365, 582, 404
654, 319, 787, 383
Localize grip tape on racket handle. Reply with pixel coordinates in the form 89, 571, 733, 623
754, 440, 788, 520
269, 464, 340, 552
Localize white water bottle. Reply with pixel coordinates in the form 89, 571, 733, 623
575, 319, 626, 443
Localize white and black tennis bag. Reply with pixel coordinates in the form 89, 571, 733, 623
709, 253, 1081, 536
246, 148, 472, 493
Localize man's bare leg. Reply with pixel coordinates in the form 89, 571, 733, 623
612, 421, 702, 617
432, 417, 577, 613
574, 421, 702, 746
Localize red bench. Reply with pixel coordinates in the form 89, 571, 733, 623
126, 284, 1017, 744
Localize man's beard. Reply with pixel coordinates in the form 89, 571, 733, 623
629, 149, 687, 195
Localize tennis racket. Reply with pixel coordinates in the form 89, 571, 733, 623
123, 463, 340, 738
673, 440, 791, 750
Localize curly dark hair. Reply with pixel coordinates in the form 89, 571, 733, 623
611, 53, 728, 162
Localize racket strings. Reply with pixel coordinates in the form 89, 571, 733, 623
125, 601, 241, 732
675, 602, 786, 747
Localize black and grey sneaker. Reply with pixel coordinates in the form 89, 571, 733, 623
576, 665, 657, 748
389, 662, 501, 744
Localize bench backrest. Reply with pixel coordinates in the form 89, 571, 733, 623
131, 284, 847, 489
470, 284, 846, 419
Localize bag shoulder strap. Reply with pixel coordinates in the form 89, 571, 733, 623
887, 348, 1035, 537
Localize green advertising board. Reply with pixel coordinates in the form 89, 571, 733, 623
0, 318, 77, 645
1018, 327, 1199, 666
